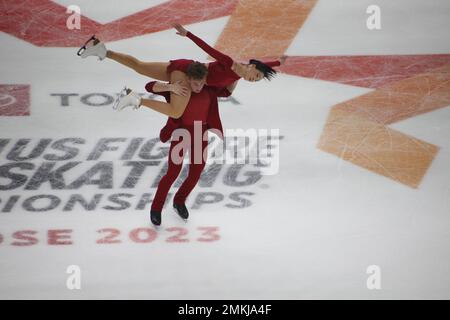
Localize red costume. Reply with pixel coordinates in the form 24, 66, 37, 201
145, 81, 231, 211
146, 34, 280, 212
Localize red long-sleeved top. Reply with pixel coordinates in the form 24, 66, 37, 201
145, 81, 231, 142
181, 31, 281, 87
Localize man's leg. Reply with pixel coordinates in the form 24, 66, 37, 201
106, 50, 170, 81
173, 131, 208, 206
151, 139, 185, 213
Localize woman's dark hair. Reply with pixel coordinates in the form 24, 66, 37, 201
186, 62, 208, 80
249, 59, 277, 80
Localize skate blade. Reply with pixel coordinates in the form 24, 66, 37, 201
112, 86, 130, 110
76, 35, 98, 56
172, 207, 188, 222
152, 223, 161, 229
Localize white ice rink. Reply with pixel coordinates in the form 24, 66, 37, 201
1, 0, 450, 299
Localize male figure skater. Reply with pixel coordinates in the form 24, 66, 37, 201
116, 62, 237, 226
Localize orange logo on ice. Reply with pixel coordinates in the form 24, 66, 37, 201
213, 0, 449, 189
0, 85, 30, 116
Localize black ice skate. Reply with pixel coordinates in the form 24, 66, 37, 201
150, 210, 161, 226
173, 203, 189, 220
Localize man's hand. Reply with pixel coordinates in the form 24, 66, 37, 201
173, 23, 188, 37
170, 80, 189, 96
227, 79, 239, 94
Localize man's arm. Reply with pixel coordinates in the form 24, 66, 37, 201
226, 80, 239, 95
145, 80, 189, 101
145, 81, 171, 101
213, 81, 237, 98
152, 82, 172, 93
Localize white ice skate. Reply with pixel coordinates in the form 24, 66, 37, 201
77, 35, 107, 60
113, 87, 142, 111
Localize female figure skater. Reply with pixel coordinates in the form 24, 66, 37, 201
77, 23, 286, 114
171, 23, 286, 85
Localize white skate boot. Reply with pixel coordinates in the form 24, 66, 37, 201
113, 87, 142, 111
77, 35, 107, 60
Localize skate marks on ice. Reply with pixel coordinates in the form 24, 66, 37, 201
0, 0, 237, 46
0, 85, 30, 116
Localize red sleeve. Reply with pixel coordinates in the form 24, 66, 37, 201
186, 31, 233, 68
210, 86, 231, 98
145, 81, 171, 102
264, 60, 281, 67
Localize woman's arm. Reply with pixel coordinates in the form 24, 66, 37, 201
152, 81, 172, 93
264, 60, 281, 67
264, 55, 288, 67
173, 23, 234, 68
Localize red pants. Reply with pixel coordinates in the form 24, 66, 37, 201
151, 125, 208, 211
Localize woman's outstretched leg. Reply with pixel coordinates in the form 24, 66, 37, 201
78, 37, 170, 81
106, 50, 170, 81
113, 71, 193, 118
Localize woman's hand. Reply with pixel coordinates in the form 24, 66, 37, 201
169, 80, 189, 96
173, 23, 188, 37
279, 55, 288, 65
